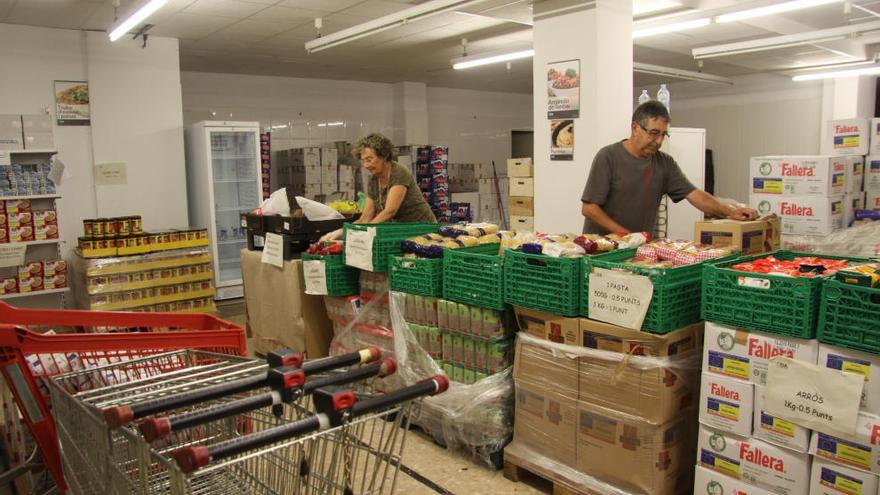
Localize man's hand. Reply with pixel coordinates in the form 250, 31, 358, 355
727, 207, 758, 221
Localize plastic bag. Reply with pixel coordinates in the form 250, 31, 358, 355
295, 196, 344, 221
256, 188, 291, 216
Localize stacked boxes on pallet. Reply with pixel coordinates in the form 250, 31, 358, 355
412, 146, 451, 223
507, 158, 534, 231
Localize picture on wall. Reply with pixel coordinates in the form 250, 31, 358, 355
550, 119, 574, 161
547, 60, 580, 119
55, 80, 90, 126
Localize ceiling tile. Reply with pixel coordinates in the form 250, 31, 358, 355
223, 19, 292, 37
277, 0, 361, 13
340, 0, 410, 17
248, 5, 320, 24
5, 0, 104, 30
183, 0, 268, 18
150, 12, 237, 39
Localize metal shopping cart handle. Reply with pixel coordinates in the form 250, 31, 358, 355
103, 346, 382, 428
139, 358, 397, 442
173, 375, 449, 474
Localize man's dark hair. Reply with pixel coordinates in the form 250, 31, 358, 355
632, 100, 671, 128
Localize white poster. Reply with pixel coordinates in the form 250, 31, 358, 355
344, 228, 376, 272
54, 80, 90, 126
547, 60, 580, 119
260, 233, 284, 268
303, 260, 328, 295
588, 267, 654, 330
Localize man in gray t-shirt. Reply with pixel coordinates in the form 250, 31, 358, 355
581, 101, 757, 235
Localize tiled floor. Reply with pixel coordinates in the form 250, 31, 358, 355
215, 299, 551, 494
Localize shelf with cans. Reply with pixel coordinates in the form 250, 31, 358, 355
77, 216, 209, 259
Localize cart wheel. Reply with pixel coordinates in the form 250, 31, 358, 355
488, 450, 504, 471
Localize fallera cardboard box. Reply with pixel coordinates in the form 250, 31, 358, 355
871, 118, 880, 155
753, 384, 811, 453
867, 189, 880, 210
750, 156, 847, 196
818, 343, 880, 414
576, 401, 693, 495
810, 456, 879, 495
846, 155, 866, 194
509, 178, 534, 197
513, 307, 578, 345
694, 465, 775, 495
695, 215, 781, 256
809, 411, 880, 474
508, 197, 534, 216
703, 321, 819, 386
570, 318, 702, 357
513, 381, 577, 467
507, 158, 533, 177
751, 194, 844, 236
866, 156, 880, 190
698, 425, 811, 495
830, 118, 870, 156
699, 371, 755, 437
846, 192, 866, 227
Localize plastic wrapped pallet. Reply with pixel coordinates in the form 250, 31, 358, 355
781, 220, 880, 257
328, 289, 513, 468
509, 332, 701, 495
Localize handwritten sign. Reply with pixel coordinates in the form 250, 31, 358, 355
303, 260, 328, 295
765, 357, 863, 437
588, 267, 653, 330
95, 162, 127, 185
344, 228, 376, 272
260, 233, 284, 268
0, 244, 26, 268
0, 151, 10, 166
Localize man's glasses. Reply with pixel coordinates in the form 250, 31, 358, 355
638, 124, 670, 139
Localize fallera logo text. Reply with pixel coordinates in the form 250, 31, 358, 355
740, 444, 785, 472
711, 383, 740, 401
748, 338, 795, 359
835, 125, 859, 133
781, 164, 814, 177
780, 202, 814, 217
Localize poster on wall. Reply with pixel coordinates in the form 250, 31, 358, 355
547, 60, 580, 119
550, 120, 574, 161
54, 81, 90, 126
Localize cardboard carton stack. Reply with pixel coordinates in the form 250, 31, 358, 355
507, 158, 534, 231
412, 146, 451, 223
507, 308, 703, 494
447, 164, 477, 222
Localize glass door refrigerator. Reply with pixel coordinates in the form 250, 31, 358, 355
186, 121, 262, 300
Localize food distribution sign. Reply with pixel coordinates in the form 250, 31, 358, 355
547, 60, 580, 119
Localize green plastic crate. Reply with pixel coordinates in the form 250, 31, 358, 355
390, 244, 501, 298
342, 223, 437, 272
702, 250, 865, 339
818, 279, 880, 354
503, 250, 581, 316
581, 248, 739, 334
442, 243, 505, 310
300, 253, 360, 296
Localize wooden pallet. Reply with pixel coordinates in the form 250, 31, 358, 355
503, 442, 603, 495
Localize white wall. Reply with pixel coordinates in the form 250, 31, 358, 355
659, 74, 824, 203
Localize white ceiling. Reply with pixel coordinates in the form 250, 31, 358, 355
1, 0, 880, 93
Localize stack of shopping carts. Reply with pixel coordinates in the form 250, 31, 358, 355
0, 302, 447, 494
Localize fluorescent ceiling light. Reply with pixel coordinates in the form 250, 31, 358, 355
271, 124, 289, 129
792, 64, 880, 80
633, 0, 683, 16
693, 20, 880, 59
716, 0, 842, 23
305, 0, 482, 54
108, 0, 168, 42
632, 18, 710, 39
316, 122, 345, 127
633, 62, 734, 85
452, 49, 534, 69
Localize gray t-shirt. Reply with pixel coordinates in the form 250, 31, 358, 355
581, 141, 696, 234
367, 162, 436, 223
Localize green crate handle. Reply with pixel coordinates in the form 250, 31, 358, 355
526, 257, 548, 268
824, 285, 841, 302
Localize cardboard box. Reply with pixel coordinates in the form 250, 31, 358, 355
753, 384, 811, 453
0, 114, 23, 150
32, 210, 57, 228
570, 318, 701, 357
509, 215, 534, 231
867, 189, 880, 210
830, 119, 870, 156
866, 156, 880, 191
35, 224, 58, 241
698, 425, 811, 495
513, 381, 577, 466
846, 155, 865, 194
9, 225, 34, 243
509, 178, 534, 197
0, 278, 17, 295
845, 192, 866, 227
695, 216, 781, 255
513, 307, 579, 344
43, 259, 67, 277
810, 456, 879, 495
809, 411, 880, 475
241, 251, 332, 358
513, 333, 579, 394
7, 211, 32, 228
507, 158, 533, 177
703, 321, 819, 386
320, 147, 338, 167
750, 156, 847, 196
694, 465, 775, 495
6, 198, 32, 212
818, 343, 880, 414
576, 401, 692, 495
751, 194, 844, 236
699, 371, 754, 437
305, 164, 322, 185
43, 274, 67, 290
508, 197, 534, 216
304, 183, 322, 198
872, 118, 880, 155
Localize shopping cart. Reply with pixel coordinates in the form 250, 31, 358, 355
0, 302, 247, 493
49, 344, 446, 495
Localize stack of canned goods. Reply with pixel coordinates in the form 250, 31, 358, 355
77, 215, 209, 258
82, 216, 143, 240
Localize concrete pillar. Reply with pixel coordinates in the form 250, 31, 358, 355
819, 76, 877, 154
532, 0, 633, 233
391, 81, 429, 146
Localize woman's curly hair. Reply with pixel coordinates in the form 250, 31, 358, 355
354, 133, 394, 162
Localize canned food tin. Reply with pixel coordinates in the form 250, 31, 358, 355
104, 218, 117, 237
83, 219, 96, 238
131, 216, 143, 234
93, 219, 106, 239
117, 217, 131, 237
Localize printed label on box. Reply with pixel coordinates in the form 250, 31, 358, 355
753, 384, 811, 453
699, 372, 754, 437
810, 456, 879, 495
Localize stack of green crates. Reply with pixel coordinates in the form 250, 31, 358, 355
343, 223, 437, 272
581, 247, 739, 334
300, 253, 360, 296
443, 243, 505, 310
390, 243, 500, 298
818, 269, 880, 354
503, 249, 581, 316
702, 250, 865, 339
